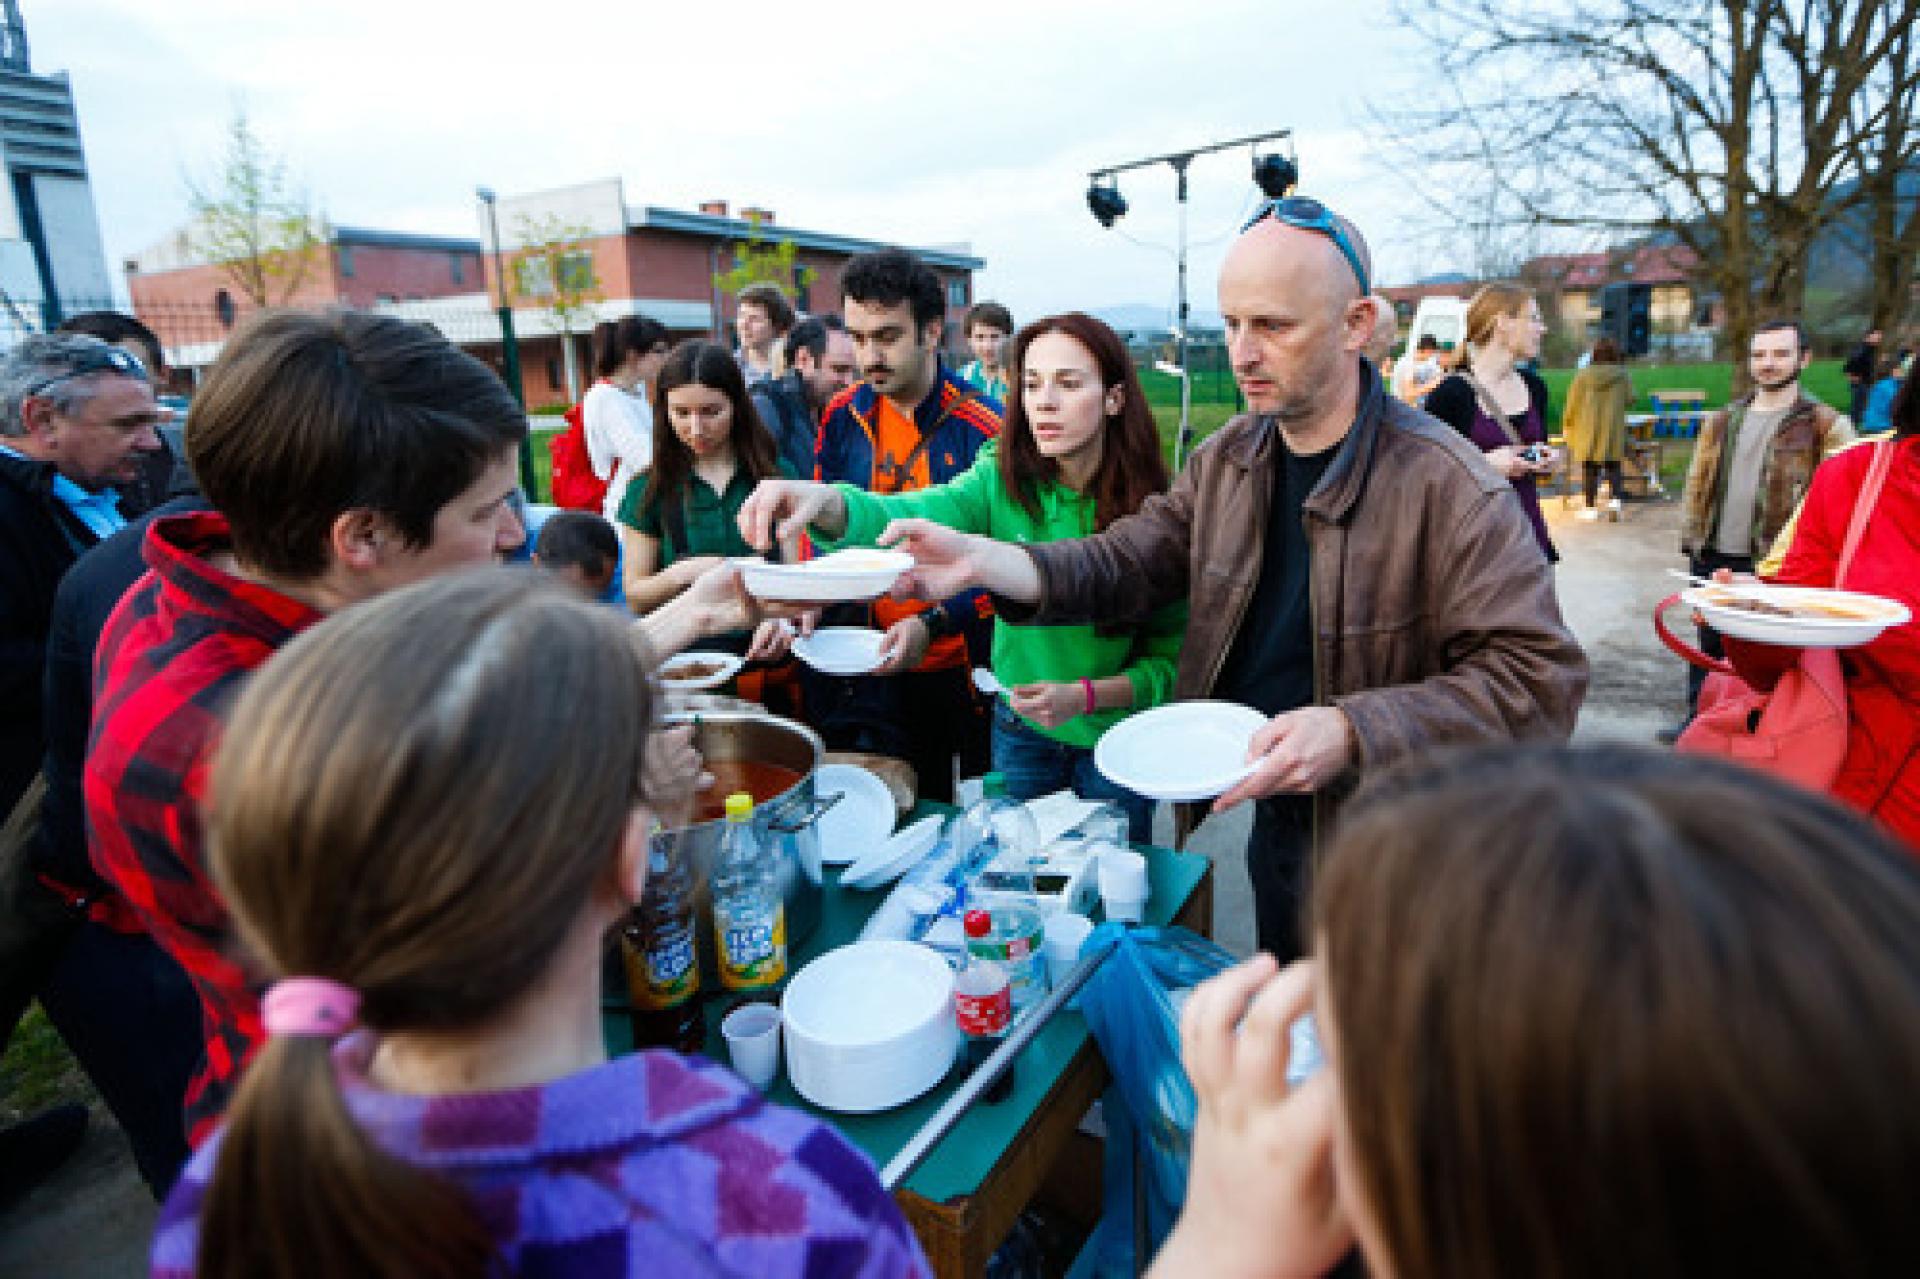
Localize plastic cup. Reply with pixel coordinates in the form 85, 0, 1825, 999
1099, 850, 1149, 924
721, 1002, 782, 1090
1043, 913, 1095, 986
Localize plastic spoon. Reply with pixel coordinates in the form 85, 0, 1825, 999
971, 667, 1005, 697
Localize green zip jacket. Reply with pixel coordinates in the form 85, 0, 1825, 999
815, 443, 1186, 750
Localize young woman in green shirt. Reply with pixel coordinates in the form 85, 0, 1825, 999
619, 340, 798, 658
739, 313, 1184, 839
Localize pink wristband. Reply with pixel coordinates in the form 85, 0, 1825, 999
1081, 678, 1097, 715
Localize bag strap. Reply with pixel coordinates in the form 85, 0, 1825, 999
1835, 441, 1896, 588
1652, 592, 1735, 676
1460, 369, 1529, 448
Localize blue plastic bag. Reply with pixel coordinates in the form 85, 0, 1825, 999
1070, 924, 1236, 1277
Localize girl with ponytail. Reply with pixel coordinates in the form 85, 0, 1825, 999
149, 570, 927, 1278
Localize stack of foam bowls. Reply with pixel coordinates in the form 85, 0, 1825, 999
781, 940, 957, 1113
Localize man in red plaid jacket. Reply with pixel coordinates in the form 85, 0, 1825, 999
85, 311, 530, 1144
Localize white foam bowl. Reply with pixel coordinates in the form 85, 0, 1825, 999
1682, 585, 1911, 649
739, 549, 914, 603
782, 940, 956, 1113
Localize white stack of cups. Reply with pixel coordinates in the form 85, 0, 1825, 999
1097, 848, 1149, 924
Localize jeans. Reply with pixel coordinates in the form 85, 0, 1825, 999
1685, 549, 1755, 717
989, 703, 1155, 844
1247, 795, 1315, 963
37, 918, 200, 1199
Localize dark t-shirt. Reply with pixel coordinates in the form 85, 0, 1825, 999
1216, 434, 1338, 718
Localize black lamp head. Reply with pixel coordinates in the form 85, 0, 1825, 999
1087, 181, 1129, 229
1252, 153, 1299, 200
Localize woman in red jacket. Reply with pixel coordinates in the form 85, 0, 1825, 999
1748, 373, 1920, 849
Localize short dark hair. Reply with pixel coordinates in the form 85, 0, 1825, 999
842, 248, 946, 331
534, 510, 619, 578
186, 310, 526, 580
1591, 336, 1624, 364
1415, 334, 1439, 351
591, 315, 670, 379
58, 310, 166, 375
1891, 363, 1919, 440
736, 283, 795, 334
966, 301, 1013, 335
783, 313, 845, 367
1753, 318, 1808, 354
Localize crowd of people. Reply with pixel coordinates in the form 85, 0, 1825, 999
0, 191, 1915, 1278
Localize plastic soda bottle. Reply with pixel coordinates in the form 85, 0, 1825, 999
711, 793, 787, 993
955, 909, 1014, 1103
620, 829, 703, 1053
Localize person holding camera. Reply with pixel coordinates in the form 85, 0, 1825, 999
1424, 284, 1558, 561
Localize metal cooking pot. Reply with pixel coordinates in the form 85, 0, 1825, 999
658, 712, 829, 989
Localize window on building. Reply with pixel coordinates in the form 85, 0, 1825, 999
338, 246, 355, 278
546, 356, 564, 389
946, 277, 968, 309
451, 254, 465, 286
557, 250, 595, 294
214, 289, 236, 330
516, 256, 555, 299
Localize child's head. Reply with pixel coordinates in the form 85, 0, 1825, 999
198, 570, 674, 1277
533, 510, 620, 597
966, 301, 1013, 369
1313, 744, 1920, 1279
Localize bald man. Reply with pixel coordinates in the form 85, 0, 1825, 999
759, 199, 1587, 959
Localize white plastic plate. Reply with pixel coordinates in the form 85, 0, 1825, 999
738, 549, 914, 603
791, 626, 887, 676
1683, 585, 1910, 649
656, 650, 745, 691
1094, 701, 1268, 802
842, 815, 945, 890
811, 763, 897, 865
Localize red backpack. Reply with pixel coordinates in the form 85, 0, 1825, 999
548, 401, 609, 511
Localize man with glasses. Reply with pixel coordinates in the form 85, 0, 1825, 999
836, 199, 1587, 959
0, 333, 161, 1206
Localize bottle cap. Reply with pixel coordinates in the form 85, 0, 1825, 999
964, 909, 991, 938
981, 773, 1007, 799
724, 793, 753, 821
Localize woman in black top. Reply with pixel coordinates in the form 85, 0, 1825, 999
1424, 284, 1557, 561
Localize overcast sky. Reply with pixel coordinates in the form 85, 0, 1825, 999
33, 0, 1500, 324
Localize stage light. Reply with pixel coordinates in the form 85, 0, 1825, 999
1086, 180, 1129, 228
1252, 153, 1299, 199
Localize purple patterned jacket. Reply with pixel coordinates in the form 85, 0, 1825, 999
151, 1034, 930, 1277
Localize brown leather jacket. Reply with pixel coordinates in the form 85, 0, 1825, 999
1679, 392, 1852, 560
1000, 363, 1588, 827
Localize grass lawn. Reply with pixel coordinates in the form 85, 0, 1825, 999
521, 357, 1814, 503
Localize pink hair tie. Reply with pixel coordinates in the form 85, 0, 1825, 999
263, 977, 361, 1038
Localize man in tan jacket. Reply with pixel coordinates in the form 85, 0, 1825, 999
753, 202, 1588, 960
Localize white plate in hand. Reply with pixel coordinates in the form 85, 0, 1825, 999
792, 627, 887, 676
1683, 584, 1911, 649
1094, 701, 1267, 802
812, 763, 897, 865
739, 549, 914, 603
842, 815, 945, 890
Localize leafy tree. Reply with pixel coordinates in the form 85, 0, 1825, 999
185, 112, 330, 308
712, 213, 815, 323
508, 213, 602, 401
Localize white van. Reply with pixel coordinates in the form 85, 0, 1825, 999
1406, 296, 1468, 356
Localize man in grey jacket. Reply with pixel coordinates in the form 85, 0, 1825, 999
750, 202, 1588, 959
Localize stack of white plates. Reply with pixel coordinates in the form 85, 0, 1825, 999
782, 940, 956, 1113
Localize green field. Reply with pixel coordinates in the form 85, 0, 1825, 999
524, 359, 1842, 504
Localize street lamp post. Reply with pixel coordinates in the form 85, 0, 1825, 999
477, 185, 535, 495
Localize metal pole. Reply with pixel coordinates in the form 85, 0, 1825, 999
479, 187, 535, 495
1172, 158, 1193, 472
880, 943, 1108, 1192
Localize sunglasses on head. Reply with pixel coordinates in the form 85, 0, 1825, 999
1241, 196, 1372, 297
27, 344, 150, 399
